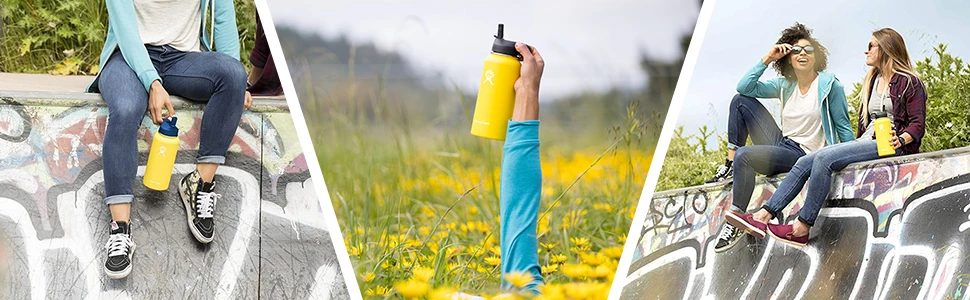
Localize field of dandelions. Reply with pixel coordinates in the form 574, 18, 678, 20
292, 51, 655, 298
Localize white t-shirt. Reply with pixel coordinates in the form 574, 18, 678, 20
782, 77, 826, 153
134, 0, 202, 52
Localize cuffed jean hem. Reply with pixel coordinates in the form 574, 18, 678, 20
797, 215, 815, 227
728, 143, 740, 150
105, 194, 134, 205
197, 155, 226, 164
761, 205, 780, 219
731, 205, 745, 213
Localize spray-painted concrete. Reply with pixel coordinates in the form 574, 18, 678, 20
0, 90, 348, 299
623, 147, 970, 299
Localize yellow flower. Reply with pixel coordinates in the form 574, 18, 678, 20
592, 203, 613, 213
394, 279, 430, 298
361, 272, 375, 283
468, 206, 479, 215
600, 246, 624, 259
539, 242, 557, 250
411, 266, 435, 281
542, 264, 559, 274
428, 287, 458, 300
348, 243, 364, 257
561, 263, 592, 279
366, 285, 391, 297
580, 252, 607, 266
504, 272, 533, 288
571, 237, 590, 247
590, 264, 612, 278
484, 256, 502, 266
550, 254, 568, 264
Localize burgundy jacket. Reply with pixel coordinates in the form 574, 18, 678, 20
856, 73, 927, 154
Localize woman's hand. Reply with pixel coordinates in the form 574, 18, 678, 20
763, 44, 792, 65
244, 91, 253, 110
148, 80, 175, 125
512, 43, 544, 121
889, 130, 902, 149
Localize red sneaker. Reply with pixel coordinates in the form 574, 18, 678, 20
767, 224, 808, 247
724, 212, 766, 238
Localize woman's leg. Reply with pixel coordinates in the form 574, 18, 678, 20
99, 50, 150, 216
156, 50, 247, 180
153, 49, 246, 243
726, 94, 785, 159
99, 49, 149, 279
756, 151, 820, 223
710, 94, 785, 183
500, 120, 543, 293
796, 140, 882, 229
730, 145, 804, 212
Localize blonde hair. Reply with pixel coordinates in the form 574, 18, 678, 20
859, 28, 919, 125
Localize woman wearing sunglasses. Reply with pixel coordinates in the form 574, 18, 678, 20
713, 23, 854, 252
726, 28, 926, 247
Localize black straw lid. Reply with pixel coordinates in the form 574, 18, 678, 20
490, 24, 528, 59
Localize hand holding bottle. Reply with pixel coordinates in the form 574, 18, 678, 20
512, 43, 543, 121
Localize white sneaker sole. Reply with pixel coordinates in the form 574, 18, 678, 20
180, 182, 214, 244
105, 243, 135, 279
725, 213, 765, 239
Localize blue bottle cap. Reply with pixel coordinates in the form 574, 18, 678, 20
158, 117, 179, 137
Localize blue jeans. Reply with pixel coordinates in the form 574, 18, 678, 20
762, 139, 900, 225
98, 45, 246, 205
728, 94, 806, 212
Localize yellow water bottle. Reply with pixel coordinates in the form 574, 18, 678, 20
144, 117, 180, 190
471, 24, 526, 140
873, 112, 895, 156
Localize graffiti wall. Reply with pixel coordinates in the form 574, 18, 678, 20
0, 91, 348, 299
623, 147, 970, 299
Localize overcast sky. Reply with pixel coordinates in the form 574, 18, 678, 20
266, 0, 700, 100
675, 0, 970, 145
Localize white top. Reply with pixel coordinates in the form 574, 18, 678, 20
782, 77, 826, 153
860, 77, 894, 140
135, 0, 202, 52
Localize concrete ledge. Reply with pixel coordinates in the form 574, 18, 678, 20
0, 90, 289, 113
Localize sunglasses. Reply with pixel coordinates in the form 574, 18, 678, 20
791, 45, 815, 55
868, 42, 879, 51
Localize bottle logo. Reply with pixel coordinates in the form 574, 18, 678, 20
158, 145, 167, 156
483, 70, 495, 85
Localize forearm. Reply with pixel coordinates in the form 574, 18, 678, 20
511, 88, 539, 121
247, 67, 263, 86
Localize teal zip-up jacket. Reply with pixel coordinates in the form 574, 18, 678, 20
86, 0, 241, 93
736, 59, 855, 146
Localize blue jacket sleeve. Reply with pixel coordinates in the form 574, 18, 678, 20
105, 0, 161, 91
213, 0, 241, 60
499, 120, 543, 292
736, 59, 784, 99
828, 80, 856, 143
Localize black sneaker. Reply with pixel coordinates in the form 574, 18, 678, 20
706, 160, 733, 183
179, 171, 221, 243
713, 222, 744, 253
104, 220, 135, 279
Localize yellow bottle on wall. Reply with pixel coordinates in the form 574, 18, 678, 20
873, 112, 895, 156
144, 117, 180, 190
471, 24, 524, 141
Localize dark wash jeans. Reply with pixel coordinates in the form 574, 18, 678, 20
99, 45, 246, 205
762, 139, 901, 225
727, 94, 806, 212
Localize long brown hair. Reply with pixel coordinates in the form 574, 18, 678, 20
859, 28, 919, 125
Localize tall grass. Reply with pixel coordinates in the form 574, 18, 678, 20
295, 54, 655, 298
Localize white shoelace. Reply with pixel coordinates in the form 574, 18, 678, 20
196, 191, 221, 218
715, 164, 730, 177
105, 233, 132, 257
718, 223, 738, 240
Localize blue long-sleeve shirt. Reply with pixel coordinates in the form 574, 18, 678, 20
500, 120, 543, 293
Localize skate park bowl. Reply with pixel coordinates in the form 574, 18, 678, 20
622, 146, 970, 299
0, 89, 349, 299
